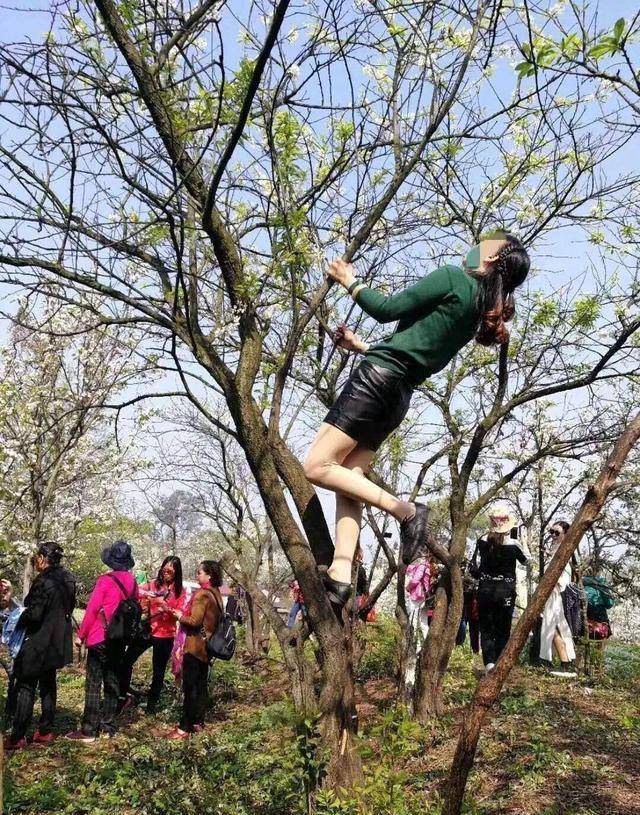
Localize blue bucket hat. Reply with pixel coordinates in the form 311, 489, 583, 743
101, 540, 135, 571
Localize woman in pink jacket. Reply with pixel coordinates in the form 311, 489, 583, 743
66, 541, 138, 743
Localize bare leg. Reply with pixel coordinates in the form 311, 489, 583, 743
304, 424, 414, 521
553, 629, 569, 662
329, 447, 374, 583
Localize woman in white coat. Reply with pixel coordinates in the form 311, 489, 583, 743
540, 521, 577, 677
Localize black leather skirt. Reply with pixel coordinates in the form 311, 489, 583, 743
324, 360, 413, 451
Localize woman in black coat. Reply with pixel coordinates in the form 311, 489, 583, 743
5, 542, 76, 750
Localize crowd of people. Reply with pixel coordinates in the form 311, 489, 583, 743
1, 540, 228, 750
457, 508, 613, 677
402, 503, 612, 681
0, 506, 614, 752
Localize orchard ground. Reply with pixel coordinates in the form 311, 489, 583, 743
2, 621, 639, 815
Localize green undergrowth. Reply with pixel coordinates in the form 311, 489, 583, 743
2, 624, 639, 815
355, 615, 400, 681
604, 640, 640, 683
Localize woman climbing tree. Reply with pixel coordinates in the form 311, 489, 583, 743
303, 232, 531, 614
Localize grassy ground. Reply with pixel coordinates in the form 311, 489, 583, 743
1, 628, 639, 815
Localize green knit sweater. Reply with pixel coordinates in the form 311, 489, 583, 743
356, 265, 479, 386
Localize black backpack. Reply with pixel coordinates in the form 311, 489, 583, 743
203, 591, 236, 662
103, 574, 142, 644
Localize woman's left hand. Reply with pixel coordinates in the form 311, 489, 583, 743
327, 258, 356, 289
334, 324, 369, 353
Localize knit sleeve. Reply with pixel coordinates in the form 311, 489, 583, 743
354, 266, 453, 324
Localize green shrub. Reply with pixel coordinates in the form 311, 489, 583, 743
5, 776, 70, 812
5, 702, 308, 815
499, 687, 540, 715
605, 642, 640, 684
356, 616, 401, 681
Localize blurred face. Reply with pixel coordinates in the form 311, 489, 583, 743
196, 566, 210, 587
463, 234, 509, 272
549, 525, 565, 543
35, 554, 48, 573
162, 562, 175, 583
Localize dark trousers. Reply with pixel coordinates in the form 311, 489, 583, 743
456, 618, 480, 653
120, 636, 174, 703
456, 592, 481, 654
5, 671, 17, 725
478, 586, 515, 666
469, 618, 480, 654
180, 653, 209, 732
11, 667, 57, 741
83, 642, 125, 736
528, 618, 543, 665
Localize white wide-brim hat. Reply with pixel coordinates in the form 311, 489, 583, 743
488, 503, 517, 535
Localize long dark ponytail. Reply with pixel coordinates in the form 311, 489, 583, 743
474, 233, 530, 346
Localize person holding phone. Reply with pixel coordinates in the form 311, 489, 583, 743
118, 555, 188, 713
470, 504, 529, 674
164, 561, 222, 739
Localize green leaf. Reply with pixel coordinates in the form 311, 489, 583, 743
613, 17, 626, 43
560, 33, 582, 59
387, 23, 406, 37
536, 43, 560, 66
532, 300, 558, 328
573, 295, 601, 329
588, 41, 616, 59
515, 60, 536, 78
335, 121, 355, 142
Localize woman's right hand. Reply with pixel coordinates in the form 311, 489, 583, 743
334, 324, 368, 353
327, 258, 356, 289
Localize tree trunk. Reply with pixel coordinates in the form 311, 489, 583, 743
442, 413, 640, 815
252, 602, 271, 654
395, 563, 414, 704
413, 557, 465, 719
316, 627, 362, 788
21, 555, 34, 598
243, 591, 270, 655
413, 585, 448, 718
243, 591, 258, 656
286, 643, 317, 714
221, 398, 362, 787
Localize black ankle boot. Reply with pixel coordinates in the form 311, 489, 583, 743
321, 573, 352, 618
400, 503, 433, 565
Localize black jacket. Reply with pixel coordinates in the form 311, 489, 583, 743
17, 566, 77, 678
471, 538, 528, 582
